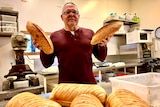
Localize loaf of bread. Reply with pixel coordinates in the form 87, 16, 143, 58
26, 21, 54, 54
90, 22, 122, 45
106, 89, 151, 107
5, 92, 62, 107
49, 83, 107, 107
70, 94, 103, 107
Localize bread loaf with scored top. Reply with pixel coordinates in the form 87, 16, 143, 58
106, 89, 151, 107
26, 21, 54, 54
5, 92, 62, 107
70, 94, 104, 107
49, 83, 107, 107
90, 22, 122, 45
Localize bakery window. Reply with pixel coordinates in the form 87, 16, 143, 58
21, 31, 51, 55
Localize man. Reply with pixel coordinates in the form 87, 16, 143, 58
34, 2, 110, 84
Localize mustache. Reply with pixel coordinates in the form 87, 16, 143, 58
67, 15, 76, 19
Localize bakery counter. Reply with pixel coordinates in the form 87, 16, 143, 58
36, 71, 58, 93
36, 63, 144, 93
0, 86, 46, 107
0, 85, 44, 101
93, 62, 143, 74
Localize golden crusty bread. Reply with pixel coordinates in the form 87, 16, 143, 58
106, 89, 151, 107
49, 83, 107, 107
5, 92, 62, 107
90, 22, 122, 45
70, 94, 104, 107
26, 21, 54, 54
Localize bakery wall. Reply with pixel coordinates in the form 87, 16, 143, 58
0, 0, 130, 91
130, 0, 160, 58
0, 0, 131, 32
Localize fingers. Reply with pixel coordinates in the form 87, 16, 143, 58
99, 39, 107, 47
98, 37, 111, 47
106, 36, 111, 42
32, 40, 42, 50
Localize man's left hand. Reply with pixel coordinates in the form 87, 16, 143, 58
98, 37, 111, 47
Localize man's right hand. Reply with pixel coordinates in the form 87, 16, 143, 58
32, 40, 42, 50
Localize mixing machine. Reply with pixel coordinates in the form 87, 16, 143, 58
2, 32, 39, 91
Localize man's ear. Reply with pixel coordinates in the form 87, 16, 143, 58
61, 15, 63, 20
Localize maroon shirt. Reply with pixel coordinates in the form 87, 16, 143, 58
40, 28, 107, 84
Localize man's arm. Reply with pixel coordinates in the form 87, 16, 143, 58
92, 37, 110, 62
40, 51, 55, 68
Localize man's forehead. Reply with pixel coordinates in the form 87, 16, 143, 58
63, 4, 78, 10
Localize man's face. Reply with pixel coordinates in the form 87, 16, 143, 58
61, 4, 80, 29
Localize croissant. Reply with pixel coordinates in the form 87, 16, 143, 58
5, 92, 62, 107
106, 89, 151, 107
70, 94, 104, 107
49, 83, 107, 107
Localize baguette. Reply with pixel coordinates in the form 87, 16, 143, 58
70, 94, 103, 107
26, 21, 54, 54
5, 92, 62, 107
49, 83, 107, 107
106, 89, 151, 107
90, 22, 122, 45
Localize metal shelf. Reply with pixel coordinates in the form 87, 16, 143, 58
0, 32, 14, 37
0, 10, 19, 47
0, 9, 19, 37
103, 17, 139, 25
0, 9, 18, 16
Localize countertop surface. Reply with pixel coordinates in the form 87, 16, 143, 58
36, 62, 143, 75
93, 62, 143, 73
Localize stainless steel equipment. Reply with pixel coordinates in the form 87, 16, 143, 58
120, 43, 152, 63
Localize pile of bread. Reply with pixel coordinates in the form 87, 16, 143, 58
6, 83, 151, 107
